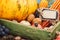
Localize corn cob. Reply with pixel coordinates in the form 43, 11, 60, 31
57, 4, 60, 13
50, 0, 60, 10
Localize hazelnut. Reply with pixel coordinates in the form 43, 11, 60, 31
32, 18, 42, 24
27, 14, 35, 22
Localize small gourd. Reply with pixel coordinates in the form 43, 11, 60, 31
39, 0, 48, 8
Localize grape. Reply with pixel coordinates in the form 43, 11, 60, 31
0, 24, 10, 36
0, 28, 3, 31
1, 26, 6, 29
4, 28, 10, 34
1, 31, 7, 36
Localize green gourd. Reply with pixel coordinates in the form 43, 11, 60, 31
0, 19, 60, 40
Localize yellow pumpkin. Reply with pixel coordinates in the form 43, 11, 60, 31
39, 0, 48, 8
0, 0, 37, 21
0, 0, 18, 20
0, 0, 2, 18
27, 0, 37, 15
15, 0, 38, 21
15, 0, 28, 21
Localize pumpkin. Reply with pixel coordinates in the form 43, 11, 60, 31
0, 0, 2, 18
15, 0, 28, 21
27, 0, 37, 15
0, 0, 37, 21
39, 0, 48, 8
1, 0, 17, 20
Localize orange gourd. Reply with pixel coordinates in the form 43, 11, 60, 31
39, 0, 48, 8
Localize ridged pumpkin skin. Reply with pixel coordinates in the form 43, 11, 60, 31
15, 0, 28, 21
15, 0, 37, 21
39, 0, 48, 8
0, 0, 37, 21
27, 0, 37, 15
0, 0, 2, 18
0, 0, 18, 20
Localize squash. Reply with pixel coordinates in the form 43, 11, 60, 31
0, 19, 51, 40
0, 19, 60, 40
39, 0, 48, 8
0, 0, 37, 21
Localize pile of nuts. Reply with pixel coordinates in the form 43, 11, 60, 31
0, 35, 29, 40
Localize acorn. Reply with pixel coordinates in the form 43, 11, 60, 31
27, 14, 35, 22
32, 18, 42, 24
